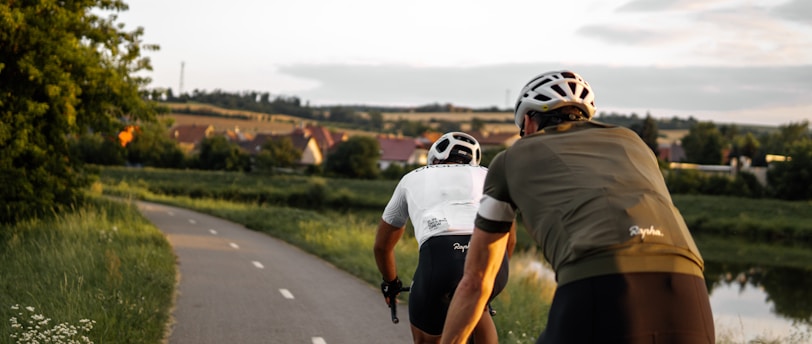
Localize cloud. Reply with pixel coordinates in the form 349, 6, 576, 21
575, 25, 681, 46
617, 0, 728, 12
771, 0, 812, 24
575, 1, 812, 66
688, 6, 812, 65
278, 63, 812, 115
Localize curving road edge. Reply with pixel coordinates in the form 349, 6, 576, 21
136, 201, 412, 344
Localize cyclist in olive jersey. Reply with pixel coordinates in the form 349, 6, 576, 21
374, 132, 515, 344
441, 71, 714, 344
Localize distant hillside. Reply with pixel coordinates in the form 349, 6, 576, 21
159, 101, 778, 145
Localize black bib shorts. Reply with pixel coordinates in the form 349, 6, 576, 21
408, 234, 509, 335
537, 272, 715, 344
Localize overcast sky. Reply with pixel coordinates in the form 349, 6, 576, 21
118, 0, 811, 126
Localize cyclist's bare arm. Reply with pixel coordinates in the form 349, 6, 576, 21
440, 227, 510, 344
373, 219, 406, 285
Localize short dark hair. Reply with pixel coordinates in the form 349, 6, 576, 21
528, 106, 588, 131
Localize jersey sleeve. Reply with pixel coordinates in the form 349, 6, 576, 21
381, 177, 409, 228
475, 151, 516, 233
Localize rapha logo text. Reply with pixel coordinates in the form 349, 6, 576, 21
453, 242, 469, 253
629, 225, 664, 238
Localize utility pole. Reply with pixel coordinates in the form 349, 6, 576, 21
179, 61, 185, 96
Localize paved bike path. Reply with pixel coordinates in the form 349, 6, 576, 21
136, 201, 412, 344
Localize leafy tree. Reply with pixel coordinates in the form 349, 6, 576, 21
682, 122, 725, 164
738, 132, 761, 160
328, 106, 360, 123
480, 146, 506, 168
194, 136, 250, 172
381, 163, 406, 180
368, 111, 384, 132
126, 119, 186, 168
768, 138, 812, 200
759, 121, 810, 156
255, 136, 302, 172
0, 0, 159, 223
70, 132, 127, 166
632, 114, 659, 156
326, 136, 380, 179
470, 117, 486, 132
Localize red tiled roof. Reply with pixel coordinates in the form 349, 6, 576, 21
305, 124, 335, 149
170, 124, 213, 144
378, 135, 420, 161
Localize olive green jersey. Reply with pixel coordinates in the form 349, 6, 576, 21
475, 121, 704, 286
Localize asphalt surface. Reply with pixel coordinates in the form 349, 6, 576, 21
136, 201, 413, 344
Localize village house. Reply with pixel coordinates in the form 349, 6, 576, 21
292, 123, 347, 158
170, 124, 215, 153
241, 132, 323, 166
377, 134, 427, 169
658, 141, 687, 162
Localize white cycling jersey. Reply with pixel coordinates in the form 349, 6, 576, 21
381, 164, 488, 248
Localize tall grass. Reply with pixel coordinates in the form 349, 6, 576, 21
491, 250, 555, 343
0, 197, 176, 344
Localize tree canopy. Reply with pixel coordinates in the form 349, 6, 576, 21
326, 136, 380, 179
0, 0, 160, 223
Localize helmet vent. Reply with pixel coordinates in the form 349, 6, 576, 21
550, 84, 567, 97
580, 88, 590, 99
567, 82, 577, 94
453, 134, 476, 145
436, 139, 450, 152
561, 71, 576, 79
534, 94, 551, 102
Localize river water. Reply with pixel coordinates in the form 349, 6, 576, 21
705, 262, 812, 343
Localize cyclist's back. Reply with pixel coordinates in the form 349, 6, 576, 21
375, 132, 511, 344
494, 120, 704, 285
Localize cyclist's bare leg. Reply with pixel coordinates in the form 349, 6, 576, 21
409, 325, 441, 344
472, 309, 497, 344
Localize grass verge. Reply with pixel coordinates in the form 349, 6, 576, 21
0, 197, 176, 344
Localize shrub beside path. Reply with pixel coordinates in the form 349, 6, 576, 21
137, 201, 412, 344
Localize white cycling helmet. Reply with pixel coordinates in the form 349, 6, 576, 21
514, 70, 596, 129
427, 132, 481, 166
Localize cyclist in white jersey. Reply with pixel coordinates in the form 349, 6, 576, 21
374, 132, 514, 344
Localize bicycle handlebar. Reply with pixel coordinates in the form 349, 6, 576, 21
388, 286, 410, 324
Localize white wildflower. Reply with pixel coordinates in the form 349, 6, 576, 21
8, 305, 95, 344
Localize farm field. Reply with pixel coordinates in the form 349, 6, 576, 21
162, 102, 689, 143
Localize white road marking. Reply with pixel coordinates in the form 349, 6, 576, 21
252, 261, 264, 269
312, 337, 326, 344
209, 229, 217, 235
229, 242, 239, 249
188, 219, 196, 224
279, 289, 295, 299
